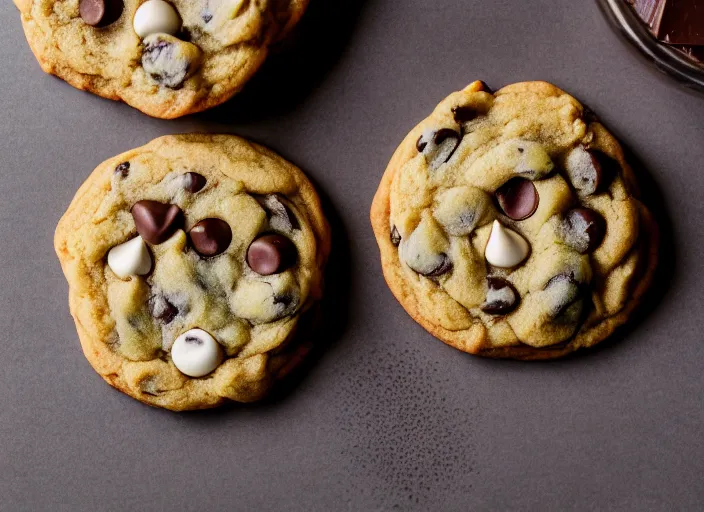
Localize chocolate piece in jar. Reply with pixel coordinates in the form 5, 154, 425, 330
627, 0, 704, 61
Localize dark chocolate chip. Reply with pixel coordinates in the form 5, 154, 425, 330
201, 9, 213, 23
390, 225, 401, 246
131, 200, 183, 245
147, 295, 178, 324
246, 234, 297, 276
114, 162, 130, 178
416, 128, 461, 170
423, 254, 453, 277
480, 277, 520, 315
183, 172, 206, 193
79, 0, 123, 27
189, 218, 232, 257
452, 105, 479, 123
495, 178, 539, 220
256, 195, 300, 231
434, 128, 460, 146
561, 208, 606, 254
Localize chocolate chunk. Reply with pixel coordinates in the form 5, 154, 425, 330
114, 162, 130, 178
452, 105, 479, 123
416, 128, 461, 170
628, 0, 704, 45
257, 195, 300, 231
247, 234, 297, 275
390, 225, 401, 246
495, 178, 539, 220
481, 277, 520, 315
189, 218, 232, 257
560, 208, 606, 254
79, 0, 123, 27
183, 172, 206, 193
131, 200, 183, 245
423, 254, 453, 277
147, 295, 178, 324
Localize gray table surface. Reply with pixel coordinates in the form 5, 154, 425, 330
2, 1, 703, 510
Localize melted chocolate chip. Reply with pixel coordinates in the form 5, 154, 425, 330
481, 277, 520, 315
189, 218, 232, 257
561, 208, 606, 254
274, 294, 295, 307
416, 128, 461, 170
565, 146, 617, 196
247, 234, 297, 276
183, 172, 206, 193
390, 226, 401, 246
257, 195, 300, 231
424, 254, 453, 277
147, 295, 178, 324
544, 273, 583, 318
495, 178, 539, 220
452, 105, 479, 123
141, 35, 200, 89
131, 200, 183, 245
114, 162, 130, 178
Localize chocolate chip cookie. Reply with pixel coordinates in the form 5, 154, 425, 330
55, 134, 330, 410
370, 81, 658, 359
15, 0, 308, 118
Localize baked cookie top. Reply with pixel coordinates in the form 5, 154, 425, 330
55, 134, 330, 410
371, 81, 658, 359
15, 0, 308, 118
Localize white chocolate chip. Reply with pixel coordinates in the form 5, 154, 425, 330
171, 329, 223, 377
133, 0, 181, 38
484, 220, 530, 268
107, 236, 152, 279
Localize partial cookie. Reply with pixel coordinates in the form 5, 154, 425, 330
15, 0, 308, 118
371, 81, 658, 360
55, 134, 330, 410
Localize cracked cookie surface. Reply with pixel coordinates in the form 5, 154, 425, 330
370, 81, 658, 359
15, 0, 308, 118
55, 134, 330, 410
